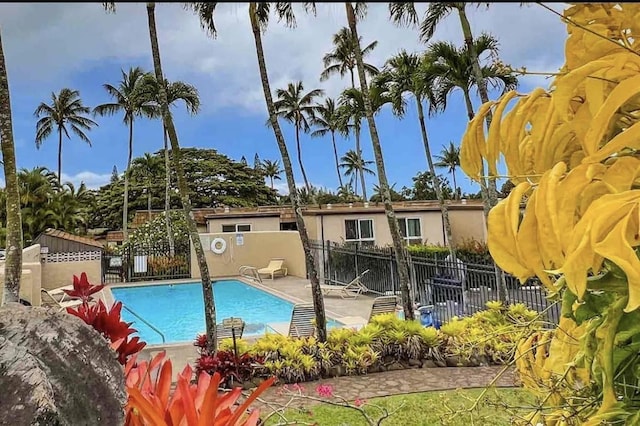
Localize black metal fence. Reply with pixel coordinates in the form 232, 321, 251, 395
102, 242, 191, 283
311, 240, 560, 326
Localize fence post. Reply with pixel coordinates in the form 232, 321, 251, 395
408, 250, 417, 304
389, 250, 396, 295
354, 242, 359, 278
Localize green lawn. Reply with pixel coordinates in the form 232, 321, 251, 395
263, 387, 535, 425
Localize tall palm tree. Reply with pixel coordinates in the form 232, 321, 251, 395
274, 81, 324, 194
141, 75, 200, 254
378, 50, 454, 254
132, 152, 164, 215
0, 28, 22, 304
94, 67, 156, 241
337, 83, 390, 201
320, 26, 379, 89
34, 88, 97, 185
425, 35, 518, 120
261, 159, 283, 190
345, 2, 414, 320
339, 149, 374, 199
103, 2, 217, 352
435, 141, 460, 199
311, 98, 346, 188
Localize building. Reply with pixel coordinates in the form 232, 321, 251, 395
132, 200, 487, 247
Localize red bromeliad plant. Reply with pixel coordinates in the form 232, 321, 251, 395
65, 272, 146, 364
124, 351, 275, 426
194, 335, 265, 387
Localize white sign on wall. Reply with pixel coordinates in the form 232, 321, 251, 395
236, 233, 244, 246
134, 255, 148, 273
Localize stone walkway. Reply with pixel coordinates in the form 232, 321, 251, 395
254, 366, 516, 409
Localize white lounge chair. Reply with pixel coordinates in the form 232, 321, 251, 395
40, 288, 82, 312
306, 270, 370, 299
257, 259, 288, 280
368, 295, 399, 322
266, 303, 315, 338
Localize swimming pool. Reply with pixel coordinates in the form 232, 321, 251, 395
111, 279, 341, 344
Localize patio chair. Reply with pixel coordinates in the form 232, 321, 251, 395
306, 270, 370, 299
266, 303, 316, 338
368, 295, 399, 322
257, 258, 288, 280
40, 288, 82, 312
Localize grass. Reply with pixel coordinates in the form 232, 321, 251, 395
263, 387, 535, 425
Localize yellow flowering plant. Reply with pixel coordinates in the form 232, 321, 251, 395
460, 3, 640, 424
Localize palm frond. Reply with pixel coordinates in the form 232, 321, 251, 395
420, 2, 454, 43
69, 124, 92, 146
92, 103, 122, 117
388, 2, 419, 27
184, 2, 219, 38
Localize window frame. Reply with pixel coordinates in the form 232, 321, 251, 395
397, 217, 422, 245
221, 223, 252, 233
344, 218, 375, 244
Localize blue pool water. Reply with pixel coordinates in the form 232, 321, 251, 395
111, 280, 341, 344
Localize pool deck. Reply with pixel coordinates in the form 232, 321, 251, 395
118, 276, 380, 375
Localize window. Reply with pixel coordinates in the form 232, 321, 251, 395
397, 218, 422, 245
222, 224, 251, 233
345, 219, 375, 246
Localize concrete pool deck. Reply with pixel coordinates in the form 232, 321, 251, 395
108, 276, 382, 373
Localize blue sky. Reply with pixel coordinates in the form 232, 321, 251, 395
0, 3, 567, 196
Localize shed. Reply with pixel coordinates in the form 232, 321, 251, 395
32, 229, 105, 254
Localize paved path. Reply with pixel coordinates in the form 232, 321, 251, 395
254, 366, 516, 409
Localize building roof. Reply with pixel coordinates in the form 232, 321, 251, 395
106, 231, 124, 242
131, 200, 485, 225
41, 229, 104, 249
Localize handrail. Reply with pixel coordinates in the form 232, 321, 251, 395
239, 265, 262, 283
121, 304, 166, 344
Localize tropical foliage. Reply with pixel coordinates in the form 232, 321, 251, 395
0, 167, 93, 245
460, 3, 640, 424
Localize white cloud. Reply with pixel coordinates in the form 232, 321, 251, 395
60, 171, 112, 190
0, 3, 569, 115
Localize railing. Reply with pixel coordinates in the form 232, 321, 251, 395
239, 265, 263, 283
121, 304, 166, 344
102, 242, 191, 284
310, 240, 561, 326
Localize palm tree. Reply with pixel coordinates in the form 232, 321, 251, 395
34, 88, 97, 185
132, 153, 164, 216
0, 28, 22, 304
378, 50, 454, 255
274, 81, 324, 194
311, 98, 346, 188
425, 35, 518, 120
339, 150, 374, 200
262, 159, 283, 190
94, 67, 156, 241
337, 183, 357, 202
337, 84, 390, 202
141, 75, 200, 254
103, 2, 217, 352
320, 26, 379, 89
344, 2, 414, 321
435, 142, 461, 199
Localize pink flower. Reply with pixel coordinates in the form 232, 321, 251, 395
316, 384, 334, 398
354, 398, 367, 407
292, 383, 305, 393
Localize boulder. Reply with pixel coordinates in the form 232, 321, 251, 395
0, 303, 126, 426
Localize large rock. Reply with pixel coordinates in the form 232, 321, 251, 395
0, 303, 126, 425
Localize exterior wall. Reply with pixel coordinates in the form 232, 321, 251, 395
190, 231, 306, 279
316, 211, 446, 247
41, 251, 102, 290
448, 209, 487, 245
303, 216, 319, 241
206, 216, 280, 233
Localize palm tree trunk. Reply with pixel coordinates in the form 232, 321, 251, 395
416, 98, 455, 258
122, 120, 133, 241
57, 127, 63, 186
249, 2, 327, 341
331, 131, 343, 188
163, 126, 174, 256
345, 2, 414, 320
295, 124, 311, 194
146, 2, 217, 352
457, 6, 508, 304
0, 28, 23, 305
452, 169, 458, 200
354, 123, 367, 200
270, 176, 274, 189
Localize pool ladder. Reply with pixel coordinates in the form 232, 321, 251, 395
121, 304, 166, 344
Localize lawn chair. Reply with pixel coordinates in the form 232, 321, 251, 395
266, 303, 316, 338
306, 270, 370, 299
40, 288, 83, 312
368, 295, 399, 322
257, 258, 288, 280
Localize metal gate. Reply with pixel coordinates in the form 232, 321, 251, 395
102, 242, 191, 283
